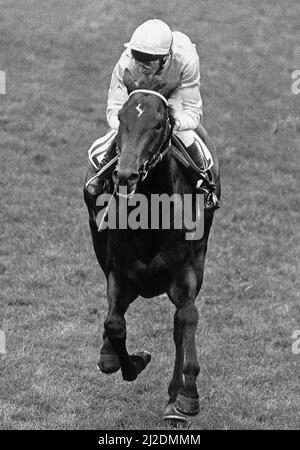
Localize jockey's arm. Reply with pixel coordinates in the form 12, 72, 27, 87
106, 56, 128, 130
169, 57, 203, 132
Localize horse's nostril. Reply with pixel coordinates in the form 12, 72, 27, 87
128, 173, 140, 184
112, 169, 119, 185
113, 169, 139, 186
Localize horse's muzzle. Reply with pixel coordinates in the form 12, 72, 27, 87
113, 168, 140, 186
113, 169, 140, 197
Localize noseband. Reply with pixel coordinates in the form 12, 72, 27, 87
116, 89, 172, 182
128, 89, 169, 106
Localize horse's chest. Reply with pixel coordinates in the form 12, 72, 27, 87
125, 250, 182, 297
110, 233, 190, 296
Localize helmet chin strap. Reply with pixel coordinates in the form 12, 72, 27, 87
161, 34, 173, 71
157, 49, 172, 75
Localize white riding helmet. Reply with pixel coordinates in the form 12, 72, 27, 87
124, 19, 173, 56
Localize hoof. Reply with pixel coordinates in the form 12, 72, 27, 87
98, 353, 120, 374
130, 351, 151, 375
163, 403, 191, 427
122, 351, 151, 382
122, 369, 138, 382
175, 393, 200, 416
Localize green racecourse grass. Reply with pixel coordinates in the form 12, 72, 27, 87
0, 0, 299, 430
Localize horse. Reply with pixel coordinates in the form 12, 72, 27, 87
83, 69, 221, 423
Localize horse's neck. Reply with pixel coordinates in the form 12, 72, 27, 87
144, 152, 188, 196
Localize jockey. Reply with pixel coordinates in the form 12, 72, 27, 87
87, 19, 212, 195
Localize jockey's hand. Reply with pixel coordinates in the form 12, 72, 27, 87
174, 118, 181, 131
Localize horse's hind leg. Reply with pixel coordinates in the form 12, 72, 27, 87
163, 309, 186, 422
166, 269, 200, 417
104, 273, 151, 381
175, 300, 200, 416
169, 309, 185, 403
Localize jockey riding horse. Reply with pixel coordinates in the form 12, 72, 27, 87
86, 19, 219, 206
83, 19, 221, 423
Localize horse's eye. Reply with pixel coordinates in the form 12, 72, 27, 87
120, 121, 129, 132
155, 121, 163, 130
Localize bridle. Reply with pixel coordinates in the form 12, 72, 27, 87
116, 89, 172, 182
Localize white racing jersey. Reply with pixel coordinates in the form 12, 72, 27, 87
106, 31, 203, 132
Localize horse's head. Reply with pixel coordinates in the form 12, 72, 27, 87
112, 69, 180, 195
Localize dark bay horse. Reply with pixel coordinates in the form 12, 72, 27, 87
84, 70, 220, 422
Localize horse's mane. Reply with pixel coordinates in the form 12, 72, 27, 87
167, 104, 176, 131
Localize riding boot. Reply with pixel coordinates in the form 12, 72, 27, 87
185, 140, 219, 209
186, 140, 206, 169
184, 140, 205, 186
86, 145, 117, 196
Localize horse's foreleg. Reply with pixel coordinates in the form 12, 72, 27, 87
104, 273, 150, 381
98, 331, 121, 374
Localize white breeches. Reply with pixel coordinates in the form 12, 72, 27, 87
88, 129, 212, 170
174, 130, 194, 147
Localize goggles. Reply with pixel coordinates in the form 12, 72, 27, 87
134, 59, 161, 73
131, 49, 165, 73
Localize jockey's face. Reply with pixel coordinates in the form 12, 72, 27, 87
131, 50, 167, 75
134, 58, 161, 75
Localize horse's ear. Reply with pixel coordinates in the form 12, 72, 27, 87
135, 74, 177, 97
123, 68, 138, 94
160, 69, 181, 98
144, 75, 165, 92
157, 64, 182, 98
160, 78, 181, 98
